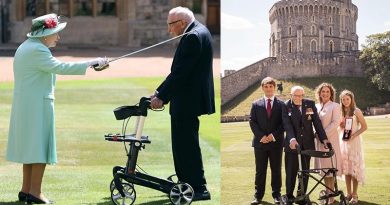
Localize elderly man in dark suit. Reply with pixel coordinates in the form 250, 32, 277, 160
249, 77, 285, 205
282, 86, 329, 204
150, 6, 215, 201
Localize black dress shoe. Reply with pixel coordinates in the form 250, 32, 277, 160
250, 197, 262, 205
26, 194, 54, 204
192, 190, 211, 201
18, 191, 28, 201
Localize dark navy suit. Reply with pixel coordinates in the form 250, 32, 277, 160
282, 99, 327, 199
156, 20, 215, 191
249, 97, 285, 200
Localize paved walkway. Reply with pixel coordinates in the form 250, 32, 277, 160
0, 44, 220, 82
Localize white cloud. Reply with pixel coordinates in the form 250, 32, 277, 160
385, 21, 390, 28
221, 55, 263, 73
255, 20, 269, 28
222, 12, 255, 30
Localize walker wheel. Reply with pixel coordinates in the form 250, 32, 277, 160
167, 174, 178, 183
110, 178, 131, 192
319, 190, 329, 205
339, 193, 348, 205
280, 195, 289, 205
169, 183, 194, 205
111, 182, 136, 205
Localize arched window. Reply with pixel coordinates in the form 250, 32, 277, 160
329, 16, 333, 23
329, 27, 333, 35
312, 15, 315, 22
329, 41, 334, 53
288, 41, 293, 53
289, 26, 292, 35
310, 40, 317, 52
311, 25, 315, 35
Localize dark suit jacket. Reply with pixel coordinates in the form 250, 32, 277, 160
157, 21, 215, 117
282, 99, 327, 152
249, 97, 285, 150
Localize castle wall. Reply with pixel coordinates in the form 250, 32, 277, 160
221, 58, 275, 105
221, 51, 362, 106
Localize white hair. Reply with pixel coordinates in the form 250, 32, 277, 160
291, 86, 305, 94
169, 6, 195, 24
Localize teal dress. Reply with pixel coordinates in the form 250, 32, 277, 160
7, 38, 88, 164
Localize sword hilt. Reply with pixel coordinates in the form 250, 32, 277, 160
93, 63, 110, 71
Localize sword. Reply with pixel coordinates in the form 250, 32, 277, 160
93, 30, 195, 71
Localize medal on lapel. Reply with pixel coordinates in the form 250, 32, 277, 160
288, 108, 292, 117
306, 107, 314, 120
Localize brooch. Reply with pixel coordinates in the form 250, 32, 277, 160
288, 108, 292, 116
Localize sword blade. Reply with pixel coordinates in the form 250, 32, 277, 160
108, 30, 194, 63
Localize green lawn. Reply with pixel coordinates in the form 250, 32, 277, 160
222, 77, 390, 117
221, 118, 390, 205
0, 77, 220, 204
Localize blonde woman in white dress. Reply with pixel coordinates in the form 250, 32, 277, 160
339, 90, 367, 204
314, 83, 342, 204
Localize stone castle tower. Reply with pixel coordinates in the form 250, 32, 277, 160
269, 0, 358, 59
221, 0, 362, 105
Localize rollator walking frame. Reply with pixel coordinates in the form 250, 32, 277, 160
104, 97, 194, 205
281, 143, 348, 205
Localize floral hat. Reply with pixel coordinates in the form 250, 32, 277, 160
27, 13, 67, 38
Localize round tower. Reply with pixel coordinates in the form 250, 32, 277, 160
269, 0, 358, 59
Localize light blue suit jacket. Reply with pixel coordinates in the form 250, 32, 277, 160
7, 38, 88, 164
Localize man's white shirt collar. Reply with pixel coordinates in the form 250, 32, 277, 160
264, 95, 275, 102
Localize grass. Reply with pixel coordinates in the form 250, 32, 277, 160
0, 77, 220, 204
222, 77, 390, 117
221, 117, 390, 205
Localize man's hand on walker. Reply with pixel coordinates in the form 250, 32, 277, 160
289, 139, 298, 150
323, 139, 330, 149
150, 97, 163, 109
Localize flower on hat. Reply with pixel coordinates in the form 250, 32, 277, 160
44, 18, 57, 29
30, 17, 58, 34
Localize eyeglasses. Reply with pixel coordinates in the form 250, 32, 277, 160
167, 20, 182, 26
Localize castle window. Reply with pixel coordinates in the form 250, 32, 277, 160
329, 41, 334, 53
312, 15, 315, 22
310, 40, 317, 52
288, 41, 293, 53
24, 0, 118, 17
329, 27, 333, 36
311, 25, 315, 35
289, 27, 292, 35
329, 16, 333, 23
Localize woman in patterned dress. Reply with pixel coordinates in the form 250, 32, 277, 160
339, 90, 367, 204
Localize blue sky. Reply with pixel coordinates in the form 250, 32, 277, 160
221, 0, 390, 73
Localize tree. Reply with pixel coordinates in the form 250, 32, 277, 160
360, 31, 390, 91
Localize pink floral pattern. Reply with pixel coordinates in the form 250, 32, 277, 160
44, 18, 57, 29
